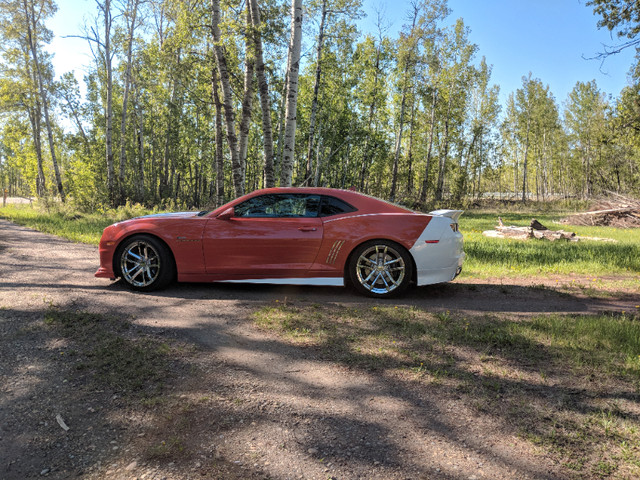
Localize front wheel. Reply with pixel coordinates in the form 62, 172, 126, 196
116, 235, 175, 292
348, 241, 413, 298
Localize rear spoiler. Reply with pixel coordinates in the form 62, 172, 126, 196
429, 209, 464, 223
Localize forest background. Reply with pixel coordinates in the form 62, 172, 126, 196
1, 0, 639, 210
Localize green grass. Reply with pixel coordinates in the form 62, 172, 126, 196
0, 202, 159, 245
459, 211, 640, 279
253, 303, 640, 478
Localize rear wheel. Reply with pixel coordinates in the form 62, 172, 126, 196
116, 235, 175, 291
348, 240, 413, 298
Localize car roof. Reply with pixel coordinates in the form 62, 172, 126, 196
233, 187, 415, 215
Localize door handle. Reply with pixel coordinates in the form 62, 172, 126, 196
298, 226, 317, 232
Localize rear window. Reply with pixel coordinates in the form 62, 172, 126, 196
319, 196, 357, 217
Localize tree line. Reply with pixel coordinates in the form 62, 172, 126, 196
1, 0, 639, 211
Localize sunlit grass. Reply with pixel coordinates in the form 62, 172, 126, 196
0, 202, 159, 245
459, 211, 640, 279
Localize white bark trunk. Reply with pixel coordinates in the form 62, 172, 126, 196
248, 0, 275, 188
23, 0, 65, 202
280, 0, 303, 187
212, 0, 243, 197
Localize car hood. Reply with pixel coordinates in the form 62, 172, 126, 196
135, 211, 205, 220
113, 211, 205, 228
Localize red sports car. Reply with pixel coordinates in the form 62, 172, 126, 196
95, 187, 464, 297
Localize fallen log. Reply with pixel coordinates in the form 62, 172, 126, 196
483, 218, 615, 242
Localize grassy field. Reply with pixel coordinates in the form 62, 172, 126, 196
460, 211, 640, 279
0, 202, 156, 245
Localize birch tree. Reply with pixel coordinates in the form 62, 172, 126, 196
564, 80, 607, 198
211, 0, 243, 196
117, 0, 143, 204
247, 0, 275, 188
280, 0, 303, 187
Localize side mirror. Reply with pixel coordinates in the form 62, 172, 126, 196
217, 207, 235, 221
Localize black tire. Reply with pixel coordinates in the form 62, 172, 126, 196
115, 235, 175, 292
347, 240, 413, 298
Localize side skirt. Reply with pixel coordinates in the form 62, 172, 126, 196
219, 277, 344, 287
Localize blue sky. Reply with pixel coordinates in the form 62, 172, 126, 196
48, 0, 636, 107
360, 0, 636, 104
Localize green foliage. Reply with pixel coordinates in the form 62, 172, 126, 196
1, 0, 639, 207
587, 0, 640, 41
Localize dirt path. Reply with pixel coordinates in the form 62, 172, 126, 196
1, 219, 638, 479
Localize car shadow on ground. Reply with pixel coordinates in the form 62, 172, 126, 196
105, 278, 636, 316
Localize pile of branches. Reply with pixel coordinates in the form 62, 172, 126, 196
562, 193, 640, 228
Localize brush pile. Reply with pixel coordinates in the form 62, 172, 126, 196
562, 193, 640, 228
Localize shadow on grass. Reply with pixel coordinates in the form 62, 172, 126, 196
0, 307, 255, 480
252, 303, 640, 478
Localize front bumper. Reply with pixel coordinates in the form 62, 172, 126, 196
95, 266, 115, 279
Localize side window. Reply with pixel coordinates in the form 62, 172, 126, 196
235, 194, 321, 218
234, 195, 278, 217
319, 196, 357, 217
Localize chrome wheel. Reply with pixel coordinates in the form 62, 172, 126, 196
355, 244, 406, 295
120, 240, 161, 288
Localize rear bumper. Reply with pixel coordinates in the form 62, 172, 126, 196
414, 252, 465, 286
410, 216, 465, 286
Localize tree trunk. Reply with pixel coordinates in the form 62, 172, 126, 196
211, 0, 243, 197
211, 62, 225, 207
389, 9, 419, 202
521, 113, 531, 203
305, 0, 327, 185
406, 85, 417, 196
436, 90, 453, 201
161, 74, 179, 200
30, 106, 46, 196
102, 0, 115, 205
118, 0, 140, 204
24, 65, 45, 197
280, 0, 303, 187
135, 97, 145, 202
419, 88, 438, 204
455, 129, 479, 201
390, 89, 407, 202
23, 0, 65, 202
248, 0, 275, 188
237, 6, 254, 184
359, 72, 380, 191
